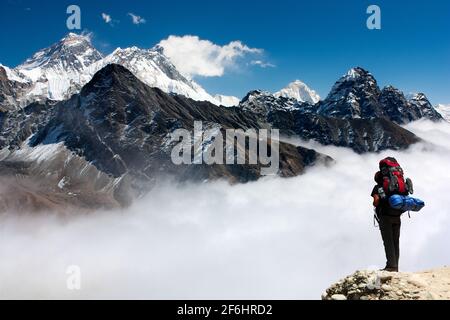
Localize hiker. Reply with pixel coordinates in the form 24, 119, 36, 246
371, 157, 411, 272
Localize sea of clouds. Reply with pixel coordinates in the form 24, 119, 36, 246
0, 120, 449, 299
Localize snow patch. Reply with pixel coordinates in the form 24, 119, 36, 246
275, 80, 320, 104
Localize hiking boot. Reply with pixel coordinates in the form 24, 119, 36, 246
380, 267, 398, 272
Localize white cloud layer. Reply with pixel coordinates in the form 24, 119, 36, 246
251, 60, 276, 68
128, 13, 146, 25
0, 120, 450, 299
158, 35, 263, 78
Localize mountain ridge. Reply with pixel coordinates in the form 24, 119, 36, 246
0, 64, 333, 211
1, 33, 239, 110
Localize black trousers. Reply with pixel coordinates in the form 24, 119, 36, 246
378, 215, 401, 269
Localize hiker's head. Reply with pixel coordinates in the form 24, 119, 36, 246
374, 171, 383, 184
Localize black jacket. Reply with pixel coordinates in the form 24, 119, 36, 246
371, 185, 403, 217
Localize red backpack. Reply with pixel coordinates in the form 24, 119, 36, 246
378, 157, 410, 195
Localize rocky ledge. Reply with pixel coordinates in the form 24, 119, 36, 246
322, 267, 450, 300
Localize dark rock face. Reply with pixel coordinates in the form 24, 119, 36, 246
0, 100, 57, 150
236, 67, 446, 153
378, 86, 419, 124
408, 93, 443, 122
268, 109, 419, 153
18, 65, 331, 197
0, 67, 32, 112
314, 67, 442, 125
379, 87, 443, 124
317, 67, 383, 119
239, 78, 420, 153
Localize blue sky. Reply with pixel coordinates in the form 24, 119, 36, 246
1, 0, 449, 104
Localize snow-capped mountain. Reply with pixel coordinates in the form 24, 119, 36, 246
317, 67, 382, 119
0, 64, 330, 211
16, 33, 103, 101
93, 46, 230, 105
274, 80, 320, 104
237, 67, 444, 153
406, 93, 443, 121
435, 104, 450, 122
1, 63, 440, 211
238, 87, 419, 154
1, 33, 238, 109
316, 67, 442, 123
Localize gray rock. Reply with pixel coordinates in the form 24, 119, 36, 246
380, 274, 392, 283
381, 284, 392, 291
331, 294, 347, 301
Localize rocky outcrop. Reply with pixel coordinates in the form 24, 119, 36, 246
323, 267, 450, 300
317, 67, 383, 119
0, 66, 32, 112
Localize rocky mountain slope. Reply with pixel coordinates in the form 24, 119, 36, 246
239, 87, 420, 153
316, 68, 442, 123
1, 62, 442, 211
0, 64, 332, 211
323, 267, 450, 300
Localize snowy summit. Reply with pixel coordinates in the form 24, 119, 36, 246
274, 80, 320, 104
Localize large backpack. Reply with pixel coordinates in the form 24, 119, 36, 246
378, 157, 411, 196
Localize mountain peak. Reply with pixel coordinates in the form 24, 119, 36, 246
345, 67, 371, 79
94, 63, 132, 76
61, 32, 91, 44
81, 63, 137, 93
112, 46, 145, 56
241, 90, 269, 102
17, 32, 102, 75
318, 67, 381, 119
382, 85, 402, 93
274, 80, 320, 103
332, 67, 377, 89
406, 92, 428, 102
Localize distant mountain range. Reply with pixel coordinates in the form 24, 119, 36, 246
0, 33, 331, 110
0, 33, 238, 110
0, 33, 447, 212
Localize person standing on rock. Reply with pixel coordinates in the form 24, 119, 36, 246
371, 157, 413, 272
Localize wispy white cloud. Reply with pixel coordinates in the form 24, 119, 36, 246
158, 35, 263, 78
250, 60, 276, 68
102, 13, 112, 24
128, 12, 146, 25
